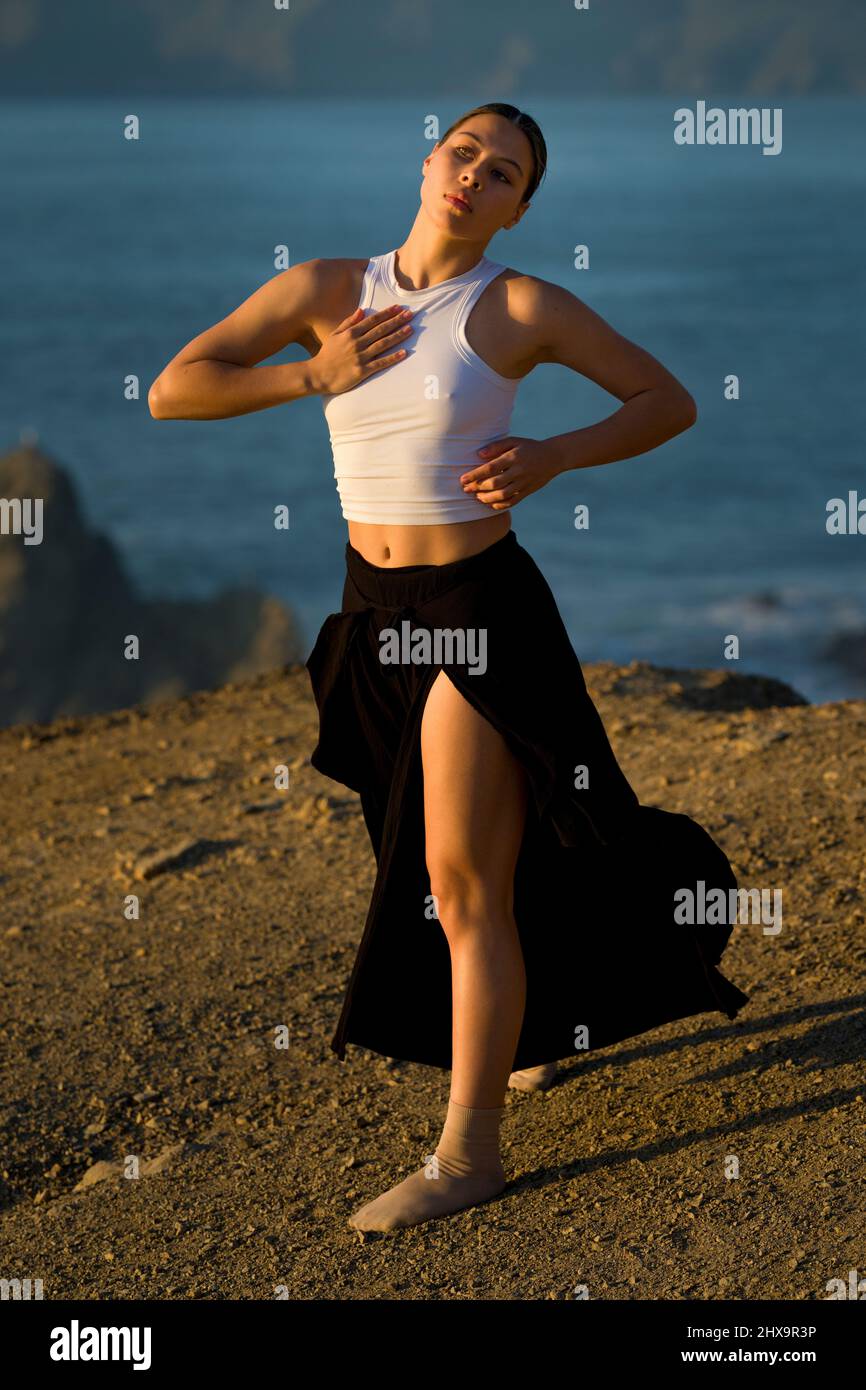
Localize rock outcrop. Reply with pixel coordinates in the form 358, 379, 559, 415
0, 443, 303, 728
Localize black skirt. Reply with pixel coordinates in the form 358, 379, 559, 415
304, 528, 749, 1071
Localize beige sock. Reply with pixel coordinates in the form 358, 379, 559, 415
507, 1062, 557, 1092
348, 1099, 507, 1233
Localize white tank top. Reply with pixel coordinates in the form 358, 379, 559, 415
320, 249, 521, 524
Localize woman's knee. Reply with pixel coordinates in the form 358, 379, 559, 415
428, 857, 514, 933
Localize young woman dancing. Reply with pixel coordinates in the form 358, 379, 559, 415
149, 102, 748, 1234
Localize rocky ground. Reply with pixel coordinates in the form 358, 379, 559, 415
0, 659, 863, 1301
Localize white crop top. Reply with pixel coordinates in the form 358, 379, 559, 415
320, 249, 521, 524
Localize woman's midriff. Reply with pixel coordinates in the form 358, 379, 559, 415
347, 513, 512, 568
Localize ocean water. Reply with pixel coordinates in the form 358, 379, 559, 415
1, 95, 864, 704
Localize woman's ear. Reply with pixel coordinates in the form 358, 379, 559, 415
504, 200, 530, 230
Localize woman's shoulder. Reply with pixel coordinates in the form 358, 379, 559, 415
271, 256, 370, 331
293, 255, 371, 291
483, 262, 569, 334
488, 263, 597, 342
302, 255, 377, 309
478, 264, 593, 376
491, 262, 566, 308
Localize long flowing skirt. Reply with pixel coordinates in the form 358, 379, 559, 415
304, 528, 749, 1070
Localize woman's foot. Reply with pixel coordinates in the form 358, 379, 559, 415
348, 1099, 506, 1233
348, 1161, 506, 1232
507, 1062, 557, 1092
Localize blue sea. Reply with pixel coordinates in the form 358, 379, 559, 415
2, 96, 864, 704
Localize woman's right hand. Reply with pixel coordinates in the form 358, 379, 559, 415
310, 304, 414, 395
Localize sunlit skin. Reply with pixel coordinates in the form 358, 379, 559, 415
147, 109, 699, 1117
348, 121, 695, 1108
347, 113, 537, 569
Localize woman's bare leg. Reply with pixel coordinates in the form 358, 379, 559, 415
421, 669, 529, 1107
347, 669, 529, 1231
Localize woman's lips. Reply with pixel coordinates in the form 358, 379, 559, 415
445, 194, 471, 212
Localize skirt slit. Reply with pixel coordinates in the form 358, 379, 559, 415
304, 529, 750, 1070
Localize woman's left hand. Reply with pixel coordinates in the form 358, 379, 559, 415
459, 436, 563, 509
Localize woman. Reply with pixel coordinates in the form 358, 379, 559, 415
149, 102, 749, 1234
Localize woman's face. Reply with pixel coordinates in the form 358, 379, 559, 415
422, 114, 533, 239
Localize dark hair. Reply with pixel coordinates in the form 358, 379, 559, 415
438, 103, 547, 204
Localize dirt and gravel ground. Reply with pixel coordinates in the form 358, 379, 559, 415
1, 659, 863, 1300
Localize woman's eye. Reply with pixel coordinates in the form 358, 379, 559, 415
454, 147, 510, 182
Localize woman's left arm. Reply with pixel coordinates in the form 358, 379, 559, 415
460, 278, 697, 509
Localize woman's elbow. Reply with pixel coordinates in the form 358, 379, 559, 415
677, 388, 698, 429
666, 386, 697, 435
147, 376, 168, 419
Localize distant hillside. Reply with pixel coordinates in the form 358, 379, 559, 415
1, 0, 863, 97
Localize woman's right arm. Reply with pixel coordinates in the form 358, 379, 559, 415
148, 258, 413, 420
